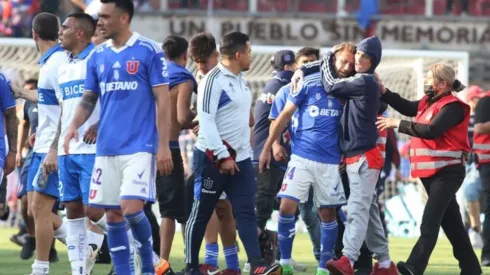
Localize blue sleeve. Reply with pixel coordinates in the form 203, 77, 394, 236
287, 83, 308, 106
0, 77, 16, 111
84, 53, 100, 94
300, 60, 321, 76
149, 51, 169, 87
269, 89, 288, 120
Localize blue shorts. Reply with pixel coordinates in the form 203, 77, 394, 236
462, 163, 481, 202
26, 152, 60, 198
17, 149, 34, 198
58, 154, 95, 204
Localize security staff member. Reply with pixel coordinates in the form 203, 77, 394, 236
473, 90, 490, 266
377, 63, 482, 275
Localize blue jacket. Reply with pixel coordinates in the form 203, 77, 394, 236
253, 70, 294, 168
302, 36, 382, 157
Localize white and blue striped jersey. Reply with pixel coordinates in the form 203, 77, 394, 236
84, 32, 169, 156
34, 44, 68, 154
58, 43, 99, 156
195, 63, 252, 162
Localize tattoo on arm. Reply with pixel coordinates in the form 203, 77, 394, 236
80, 92, 99, 113
4, 108, 18, 154
50, 108, 62, 150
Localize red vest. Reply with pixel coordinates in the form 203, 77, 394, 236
409, 94, 470, 178
473, 92, 490, 164
376, 115, 387, 160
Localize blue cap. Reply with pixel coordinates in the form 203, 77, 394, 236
271, 50, 296, 70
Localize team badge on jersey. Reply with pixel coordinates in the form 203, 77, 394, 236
99, 64, 105, 73
127, 60, 139, 74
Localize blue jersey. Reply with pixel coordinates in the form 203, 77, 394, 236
268, 84, 295, 156
288, 72, 342, 164
167, 61, 197, 92
0, 73, 16, 168
84, 33, 169, 156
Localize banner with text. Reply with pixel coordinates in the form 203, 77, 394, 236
132, 15, 490, 51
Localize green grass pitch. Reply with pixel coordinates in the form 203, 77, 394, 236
0, 228, 488, 275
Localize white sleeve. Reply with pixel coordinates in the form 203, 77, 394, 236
197, 75, 230, 160
51, 53, 67, 103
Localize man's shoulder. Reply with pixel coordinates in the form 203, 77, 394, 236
200, 66, 224, 86
133, 35, 162, 54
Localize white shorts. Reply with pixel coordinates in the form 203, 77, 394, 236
88, 152, 156, 208
277, 155, 346, 208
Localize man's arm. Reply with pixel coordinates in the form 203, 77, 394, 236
12, 85, 38, 103
17, 104, 29, 154
474, 97, 490, 135
72, 91, 99, 129
263, 101, 297, 151
153, 84, 171, 149
4, 107, 18, 153
300, 60, 322, 76
50, 107, 62, 150
197, 77, 229, 159
176, 80, 197, 129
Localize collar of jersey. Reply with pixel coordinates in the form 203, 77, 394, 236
38, 44, 63, 65
218, 63, 242, 78
105, 32, 139, 48
70, 43, 95, 60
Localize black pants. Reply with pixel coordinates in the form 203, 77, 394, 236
335, 171, 373, 269
406, 165, 481, 274
255, 165, 286, 230
144, 203, 160, 256
480, 163, 490, 260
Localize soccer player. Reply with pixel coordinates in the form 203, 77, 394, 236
187, 32, 240, 275
298, 37, 397, 274
64, 1, 173, 275
158, 34, 197, 268
259, 44, 349, 275
11, 12, 69, 275
55, 12, 106, 275
268, 47, 321, 264
185, 31, 281, 275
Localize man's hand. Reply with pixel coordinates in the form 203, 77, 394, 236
10, 80, 23, 99
258, 149, 271, 174
376, 117, 401, 131
272, 143, 287, 162
374, 72, 386, 95
339, 162, 346, 174
156, 146, 173, 176
192, 124, 200, 136
64, 124, 79, 154
4, 151, 15, 175
28, 133, 36, 147
83, 123, 98, 144
15, 151, 23, 168
219, 159, 239, 175
290, 69, 304, 94
42, 149, 57, 177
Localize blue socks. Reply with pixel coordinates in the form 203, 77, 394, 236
125, 211, 154, 274
320, 221, 338, 268
107, 221, 131, 275
224, 244, 239, 271
205, 243, 219, 267
278, 214, 296, 264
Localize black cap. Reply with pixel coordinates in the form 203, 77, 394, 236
271, 50, 296, 70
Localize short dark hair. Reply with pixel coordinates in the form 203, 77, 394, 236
24, 79, 38, 88
219, 32, 249, 58
189, 32, 216, 63
163, 35, 189, 60
67, 12, 97, 39
297, 47, 320, 60
32, 12, 59, 41
100, 0, 134, 22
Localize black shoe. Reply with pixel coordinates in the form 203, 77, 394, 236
482, 258, 490, 266
258, 230, 277, 265
49, 248, 59, 263
355, 268, 372, 275
183, 267, 204, 275
20, 236, 35, 260
250, 263, 282, 275
9, 234, 26, 247
397, 261, 417, 275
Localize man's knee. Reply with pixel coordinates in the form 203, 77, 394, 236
64, 200, 85, 219
215, 200, 233, 221
120, 199, 144, 216
279, 198, 297, 215
319, 207, 336, 222
86, 206, 105, 222
31, 193, 55, 218
106, 209, 124, 223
